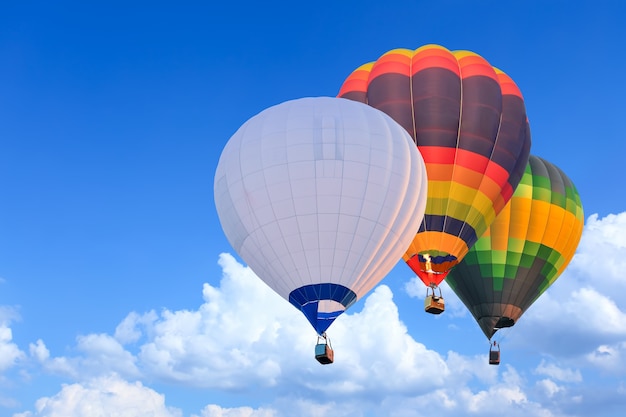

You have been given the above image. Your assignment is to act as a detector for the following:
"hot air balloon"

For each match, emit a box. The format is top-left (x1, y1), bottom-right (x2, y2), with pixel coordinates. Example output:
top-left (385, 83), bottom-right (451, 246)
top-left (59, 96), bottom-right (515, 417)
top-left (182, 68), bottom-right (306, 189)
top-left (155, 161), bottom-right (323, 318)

top-left (338, 44), bottom-right (531, 313)
top-left (445, 155), bottom-right (584, 364)
top-left (214, 97), bottom-right (428, 364)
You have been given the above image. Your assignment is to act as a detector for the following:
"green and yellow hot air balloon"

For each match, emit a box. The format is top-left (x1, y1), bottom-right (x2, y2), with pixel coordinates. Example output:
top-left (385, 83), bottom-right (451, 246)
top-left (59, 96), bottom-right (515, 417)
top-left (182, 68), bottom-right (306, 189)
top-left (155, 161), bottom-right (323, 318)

top-left (446, 155), bottom-right (584, 345)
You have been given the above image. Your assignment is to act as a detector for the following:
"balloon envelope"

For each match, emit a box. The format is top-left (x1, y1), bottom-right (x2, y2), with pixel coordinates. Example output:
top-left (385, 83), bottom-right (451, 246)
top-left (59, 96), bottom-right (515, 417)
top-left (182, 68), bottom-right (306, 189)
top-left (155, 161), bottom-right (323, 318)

top-left (446, 155), bottom-right (584, 339)
top-left (214, 97), bottom-right (428, 334)
top-left (338, 44), bottom-right (531, 287)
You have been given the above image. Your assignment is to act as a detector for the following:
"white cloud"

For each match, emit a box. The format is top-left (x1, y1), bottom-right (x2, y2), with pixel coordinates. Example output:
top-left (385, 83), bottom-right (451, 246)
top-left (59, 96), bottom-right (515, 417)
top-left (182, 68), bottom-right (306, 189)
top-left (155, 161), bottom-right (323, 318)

top-left (0, 306), bottom-right (23, 373)
top-left (56, 253), bottom-right (446, 398)
top-left (312, 284), bottom-right (449, 396)
top-left (585, 342), bottom-right (626, 373)
top-left (535, 378), bottom-right (563, 398)
top-left (16, 255), bottom-right (559, 417)
top-left (74, 334), bottom-right (141, 377)
top-left (568, 213), bottom-right (626, 311)
top-left (133, 254), bottom-right (297, 389)
top-left (342, 365), bottom-right (560, 417)
top-left (29, 334), bottom-right (140, 379)
top-left (534, 360), bottom-right (582, 382)
top-left (8, 254), bottom-right (462, 416)
top-left (13, 374), bottom-right (182, 417)
top-left (29, 340), bottom-right (49, 362)
top-left (114, 311), bottom-right (158, 344)
top-left (29, 339), bottom-right (76, 377)
top-left (0, 324), bottom-right (25, 372)
top-left (14, 214), bottom-right (626, 417)
top-left (444, 351), bottom-right (499, 386)
top-left (561, 213), bottom-right (626, 302)
top-left (525, 286), bottom-right (626, 337)
top-left (192, 404), bottom-right (276, 417)
top-left (506, 212), bottom-right (626, 360)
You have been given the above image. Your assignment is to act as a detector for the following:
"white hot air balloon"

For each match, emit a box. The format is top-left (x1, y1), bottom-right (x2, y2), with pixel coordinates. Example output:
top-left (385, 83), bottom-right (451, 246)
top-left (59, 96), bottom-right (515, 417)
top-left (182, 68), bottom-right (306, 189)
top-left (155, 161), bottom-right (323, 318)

top-left (214, 97), bottom-right (428, 363)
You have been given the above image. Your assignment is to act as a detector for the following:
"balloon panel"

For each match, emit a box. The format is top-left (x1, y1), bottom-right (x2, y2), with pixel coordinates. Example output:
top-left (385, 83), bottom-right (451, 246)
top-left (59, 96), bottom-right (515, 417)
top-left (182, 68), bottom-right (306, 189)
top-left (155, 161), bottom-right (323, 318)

top-left (214, 97), bottom-right (428, 334)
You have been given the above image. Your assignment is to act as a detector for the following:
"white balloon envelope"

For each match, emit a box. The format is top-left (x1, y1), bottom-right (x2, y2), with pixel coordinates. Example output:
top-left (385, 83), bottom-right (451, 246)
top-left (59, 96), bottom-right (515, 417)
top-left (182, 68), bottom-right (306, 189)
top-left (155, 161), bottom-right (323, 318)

top-left (214, 97), bottom-right (428, 335)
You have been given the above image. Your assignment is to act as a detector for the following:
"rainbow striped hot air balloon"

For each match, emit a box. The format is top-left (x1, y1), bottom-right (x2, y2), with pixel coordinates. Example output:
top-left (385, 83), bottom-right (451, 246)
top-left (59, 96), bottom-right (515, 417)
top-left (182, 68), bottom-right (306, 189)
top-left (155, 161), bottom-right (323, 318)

top-left (338, 45), bottom-right (531, 312)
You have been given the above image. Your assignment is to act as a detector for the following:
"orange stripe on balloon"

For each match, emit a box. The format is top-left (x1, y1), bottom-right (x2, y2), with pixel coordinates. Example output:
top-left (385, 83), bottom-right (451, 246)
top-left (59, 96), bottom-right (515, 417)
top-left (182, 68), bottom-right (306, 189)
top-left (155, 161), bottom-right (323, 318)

top-left (404, 232), bottom-right (469, 265)
top-left (337, 63), bottom-right (373, 97)
top-left (404, 233), bottom-right (464, 260)
top-left (412, 45), bottom-right (459, 75)
top-left (338, 77), bottom-right (368, 96)
top-left (459, 165), bottom-right (502, 202)
top-left (369, 49), bottom-right (412, 79)
top-left (423, 162), bottom-right (454, 181)
top-left (421, 147), bottom-right (511, 202)
top-left (494, 68), bottom-right (523, 99)
top-left (454, 51), bottom-right (498, 81)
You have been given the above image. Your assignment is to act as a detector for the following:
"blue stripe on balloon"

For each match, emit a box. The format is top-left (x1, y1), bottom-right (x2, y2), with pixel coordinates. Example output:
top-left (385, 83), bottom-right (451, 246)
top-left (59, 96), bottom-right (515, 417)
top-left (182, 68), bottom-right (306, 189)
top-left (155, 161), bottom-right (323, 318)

top-left (419, 214), bottom-right (478, 249)
top-left (289, 283), bottom-right (357, 335)
top-left (417, 253), bottom-right (457, 264)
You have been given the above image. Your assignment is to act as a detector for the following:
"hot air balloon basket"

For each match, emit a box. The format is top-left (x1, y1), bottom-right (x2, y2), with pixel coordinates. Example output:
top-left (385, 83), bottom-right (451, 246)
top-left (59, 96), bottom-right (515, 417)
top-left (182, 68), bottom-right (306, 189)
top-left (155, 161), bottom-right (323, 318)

top-left (424, 295), bottom-right (445, 314)
top-left (315, 343), bottom-right (334, 364)
top-left (489, 346), bottom-right (501, 365)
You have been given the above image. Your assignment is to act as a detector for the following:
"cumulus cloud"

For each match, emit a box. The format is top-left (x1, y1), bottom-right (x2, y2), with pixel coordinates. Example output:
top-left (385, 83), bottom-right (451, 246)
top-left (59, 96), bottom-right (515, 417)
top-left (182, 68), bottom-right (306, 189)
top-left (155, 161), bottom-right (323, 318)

top-left (13, 255), bottom-right (565, 417)
top-left (0, 327), bottom-right (23, 372)
top-left (192, 404), bottom-right (275, 417)
top-left (13, 213), bottom-right (626, 416)
top-left (131, 254), bottom-right (299, 389)
top-left (13, 374), bottom-right (182, 417)
top-left (505, 213), bottom-right (626, 362)
top-left (535, 378), bottom-right (563, 398)
top-left (303, 284), bottom-right (449, 398)
top-left (29, 339), bottom-right (76, 377)
top-left (584, 342), bottom-right (626, 374)
top-left (29, 334), bottom-right (140, 379)
top-left (573, 213), bottom-right (626, 295)
top-left (114, 311), bottom-right (158, 345)
top-left (0, 322), bottom-right (25, 372)
top-left (534, 360), bottom-right (582, 383)
top-left (28, 253), bottom-right (442, 399)
top-left (111, 254), bottom-right (449, 399)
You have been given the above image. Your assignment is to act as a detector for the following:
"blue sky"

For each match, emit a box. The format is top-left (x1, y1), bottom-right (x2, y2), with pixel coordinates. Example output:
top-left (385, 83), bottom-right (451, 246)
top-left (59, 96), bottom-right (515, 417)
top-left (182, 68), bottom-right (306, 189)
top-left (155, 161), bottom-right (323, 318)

top-left (1, 1), bottom-right (626, 416)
